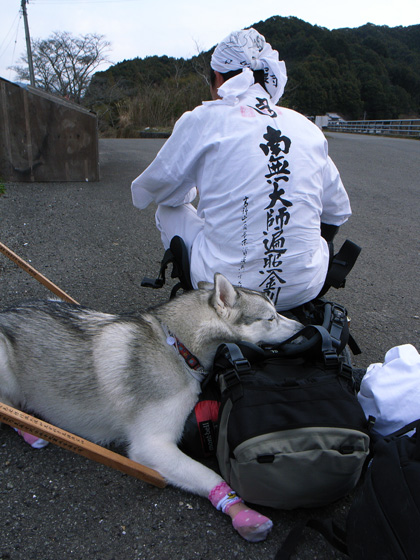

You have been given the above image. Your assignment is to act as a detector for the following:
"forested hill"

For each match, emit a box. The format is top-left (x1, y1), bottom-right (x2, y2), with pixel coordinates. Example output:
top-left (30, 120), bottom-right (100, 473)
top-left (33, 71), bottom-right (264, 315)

top-left (253, 17), bottom-right (420, 119)
top-left (86, 17), bottom-right (420, 133)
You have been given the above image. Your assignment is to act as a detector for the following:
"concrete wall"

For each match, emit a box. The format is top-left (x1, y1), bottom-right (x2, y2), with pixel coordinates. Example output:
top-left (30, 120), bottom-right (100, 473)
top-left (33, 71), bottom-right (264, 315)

top-left (0, 78), bottom-right (99, 182)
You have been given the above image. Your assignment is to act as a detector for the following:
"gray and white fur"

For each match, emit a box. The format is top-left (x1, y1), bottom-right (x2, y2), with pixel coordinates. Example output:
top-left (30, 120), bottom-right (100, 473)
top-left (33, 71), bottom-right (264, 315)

top-left (0, 273), bottom-right (302, 501)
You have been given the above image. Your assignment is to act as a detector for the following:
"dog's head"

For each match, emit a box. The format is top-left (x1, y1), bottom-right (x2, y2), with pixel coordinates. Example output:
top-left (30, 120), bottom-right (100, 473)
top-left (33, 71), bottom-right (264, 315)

top-left (198, 273), bottom-right (303, 345)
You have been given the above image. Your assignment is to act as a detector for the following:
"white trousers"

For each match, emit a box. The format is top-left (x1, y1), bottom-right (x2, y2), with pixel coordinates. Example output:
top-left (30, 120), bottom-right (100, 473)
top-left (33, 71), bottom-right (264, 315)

top-left (155, 203), bottom-right (204, 256)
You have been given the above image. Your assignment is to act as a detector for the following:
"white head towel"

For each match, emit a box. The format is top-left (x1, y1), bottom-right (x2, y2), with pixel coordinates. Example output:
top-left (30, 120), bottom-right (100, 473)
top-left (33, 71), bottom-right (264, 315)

top-left (211, 28), bottom-right (287, 104)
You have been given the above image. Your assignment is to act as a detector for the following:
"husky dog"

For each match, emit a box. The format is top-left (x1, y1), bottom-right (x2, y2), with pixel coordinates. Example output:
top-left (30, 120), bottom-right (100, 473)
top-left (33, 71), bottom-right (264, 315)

top-left (0, 273), bottom-right (302, 542)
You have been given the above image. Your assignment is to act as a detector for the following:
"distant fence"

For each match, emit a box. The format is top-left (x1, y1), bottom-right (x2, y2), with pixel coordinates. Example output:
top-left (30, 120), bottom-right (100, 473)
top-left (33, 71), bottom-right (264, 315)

top-left (327, 119), bottom-right (420, 139)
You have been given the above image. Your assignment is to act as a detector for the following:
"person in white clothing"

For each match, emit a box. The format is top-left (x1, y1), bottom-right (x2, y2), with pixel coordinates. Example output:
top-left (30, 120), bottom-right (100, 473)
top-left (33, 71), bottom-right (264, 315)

top-left (131, 28), bottom-right (351, 311)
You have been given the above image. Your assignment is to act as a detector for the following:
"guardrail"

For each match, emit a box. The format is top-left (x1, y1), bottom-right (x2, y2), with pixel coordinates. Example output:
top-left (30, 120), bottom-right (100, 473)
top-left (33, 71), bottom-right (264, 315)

top-left (327, 119), bottom-right (420, 138)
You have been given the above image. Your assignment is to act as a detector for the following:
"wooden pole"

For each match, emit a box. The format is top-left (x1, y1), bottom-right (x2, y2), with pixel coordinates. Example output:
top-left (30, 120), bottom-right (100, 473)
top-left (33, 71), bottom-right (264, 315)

top-left (0, 241), bottom-right (78, 304)
top-left (0, 402), bottom-right (166, 488)
top-left (21, 0), bottom-right (36, 87)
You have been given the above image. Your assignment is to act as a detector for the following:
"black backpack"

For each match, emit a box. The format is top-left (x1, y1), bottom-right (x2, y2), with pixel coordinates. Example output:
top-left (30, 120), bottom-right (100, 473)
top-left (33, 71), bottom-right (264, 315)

top-left (277, 421), bottom-right (420, 559)
top-left (213, 336), bottom-right (370, 509)
top-left (181, 299), bottom-right (371, 510)
top-left (346, 421), bottom-right (420, 559)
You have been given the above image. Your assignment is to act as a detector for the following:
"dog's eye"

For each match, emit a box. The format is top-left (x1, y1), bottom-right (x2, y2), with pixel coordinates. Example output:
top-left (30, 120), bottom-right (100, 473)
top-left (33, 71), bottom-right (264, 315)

top-left (267, 315), bottom-right (276, 322)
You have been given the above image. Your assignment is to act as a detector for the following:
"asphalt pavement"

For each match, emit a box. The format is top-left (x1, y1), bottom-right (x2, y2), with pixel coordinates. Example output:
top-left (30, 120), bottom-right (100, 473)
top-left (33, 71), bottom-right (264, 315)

top-left (0, 133), bottom-right (419, 560)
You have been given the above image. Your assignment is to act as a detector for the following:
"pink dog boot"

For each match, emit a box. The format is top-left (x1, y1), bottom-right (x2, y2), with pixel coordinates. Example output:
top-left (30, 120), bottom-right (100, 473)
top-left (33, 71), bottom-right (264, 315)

top-left (209, 481), bottom-right (273, 542)
top-left (14, 428), bottom-right (49, 449)
top-left (231, 508), bottom-right (273, 543)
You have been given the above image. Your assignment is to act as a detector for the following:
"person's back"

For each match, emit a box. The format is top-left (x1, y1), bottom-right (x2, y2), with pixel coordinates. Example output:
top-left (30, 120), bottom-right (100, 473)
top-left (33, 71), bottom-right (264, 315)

top-left (131, 28), bottom-right (351, 310)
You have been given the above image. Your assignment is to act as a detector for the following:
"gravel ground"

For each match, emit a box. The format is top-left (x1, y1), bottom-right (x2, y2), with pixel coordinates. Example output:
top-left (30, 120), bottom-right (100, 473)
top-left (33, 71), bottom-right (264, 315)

top-left (0, 133), bottom-right (419, 560)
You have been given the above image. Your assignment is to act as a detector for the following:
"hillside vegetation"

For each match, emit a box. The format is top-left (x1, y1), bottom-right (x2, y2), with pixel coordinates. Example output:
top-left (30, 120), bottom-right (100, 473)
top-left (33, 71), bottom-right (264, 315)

top-left (84, 16), bottom-right (420, 136)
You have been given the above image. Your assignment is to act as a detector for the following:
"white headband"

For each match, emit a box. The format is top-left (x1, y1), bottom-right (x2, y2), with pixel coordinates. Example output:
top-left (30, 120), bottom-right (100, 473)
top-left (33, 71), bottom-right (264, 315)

top-left (211, 28), bottom-right (287, 104)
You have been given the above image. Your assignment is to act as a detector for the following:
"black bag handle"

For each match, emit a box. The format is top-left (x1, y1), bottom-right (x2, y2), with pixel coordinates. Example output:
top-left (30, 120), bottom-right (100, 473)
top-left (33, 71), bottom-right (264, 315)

top-left (264, 301), bottom-right (343, 356)
top-left (265, 325), bottom-right (339, 368)
top-left (216, 324), bottom-right (341, 369)
top-left (381, 420), bottom-right (420, 460)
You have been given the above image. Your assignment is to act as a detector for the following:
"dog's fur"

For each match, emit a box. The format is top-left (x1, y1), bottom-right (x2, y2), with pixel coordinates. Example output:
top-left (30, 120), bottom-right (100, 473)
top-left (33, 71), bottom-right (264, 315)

top-left (0, 274), bottom-right (301, 501)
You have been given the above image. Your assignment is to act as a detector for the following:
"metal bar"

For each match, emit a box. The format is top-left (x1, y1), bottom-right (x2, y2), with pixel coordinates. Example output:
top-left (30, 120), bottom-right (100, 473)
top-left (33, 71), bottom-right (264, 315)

top-left (327, 118), bottom-right (420, 138)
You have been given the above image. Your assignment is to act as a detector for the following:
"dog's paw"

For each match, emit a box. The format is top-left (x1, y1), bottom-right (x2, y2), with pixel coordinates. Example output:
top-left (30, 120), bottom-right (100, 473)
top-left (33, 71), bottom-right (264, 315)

top-left (232, 509), bottom-right (273, 542)
top-left (14, 429), bottom-right (49, 449)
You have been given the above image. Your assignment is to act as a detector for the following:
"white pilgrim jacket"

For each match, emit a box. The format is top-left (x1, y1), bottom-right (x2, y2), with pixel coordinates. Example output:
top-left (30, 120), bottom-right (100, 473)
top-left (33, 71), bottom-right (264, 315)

top-left (131, 83), bottom-right (351, 310)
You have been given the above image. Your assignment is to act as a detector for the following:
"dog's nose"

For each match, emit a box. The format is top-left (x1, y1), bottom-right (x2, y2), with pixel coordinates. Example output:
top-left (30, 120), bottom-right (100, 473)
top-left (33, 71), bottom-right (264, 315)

top-left (282, 316), bottom-right (304, 332)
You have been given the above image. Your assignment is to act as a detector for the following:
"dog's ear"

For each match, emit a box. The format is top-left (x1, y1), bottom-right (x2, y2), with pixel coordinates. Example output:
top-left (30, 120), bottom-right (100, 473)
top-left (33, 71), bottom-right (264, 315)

top-left (213, 273), bottom-right (237, 317)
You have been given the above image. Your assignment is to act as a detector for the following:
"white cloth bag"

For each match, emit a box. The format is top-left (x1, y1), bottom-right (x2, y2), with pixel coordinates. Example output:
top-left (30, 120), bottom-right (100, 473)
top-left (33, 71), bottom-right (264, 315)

top-left (357, 344), bottom-right (420, 436)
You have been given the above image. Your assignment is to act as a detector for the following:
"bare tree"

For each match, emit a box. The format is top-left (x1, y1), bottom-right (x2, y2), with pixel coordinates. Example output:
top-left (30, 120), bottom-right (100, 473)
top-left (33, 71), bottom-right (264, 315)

top-left (191, 40), bottom-right (211, 87)
top-left (11, 31), bottom-right (111, 103)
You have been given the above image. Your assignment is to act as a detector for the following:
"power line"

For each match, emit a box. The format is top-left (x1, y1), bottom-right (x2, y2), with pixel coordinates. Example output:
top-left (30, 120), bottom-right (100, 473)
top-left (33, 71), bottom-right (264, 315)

top-left (0, 8), bottom-right (23, 80)
top-left (0, 10), bottom-right (21, 57)
top-left (31, 0), bottom-right (142, 4)
top-left (10, 14), bottom-right (23, 73)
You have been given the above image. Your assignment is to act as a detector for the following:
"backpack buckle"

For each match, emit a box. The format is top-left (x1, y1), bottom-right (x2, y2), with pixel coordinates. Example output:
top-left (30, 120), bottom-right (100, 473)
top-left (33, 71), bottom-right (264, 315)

top-left (340, 362), bottom-right (353, 378)
top-left (323, 350), bottom-right (339, 369)
top-left (223, 368), bottom-right (240, 389)
top-left (222, 368), bottom-right (244, 401)
top-left (233, 358), bottom-right (252, 374)
top-left (329, 304), bottom-right (347, 349)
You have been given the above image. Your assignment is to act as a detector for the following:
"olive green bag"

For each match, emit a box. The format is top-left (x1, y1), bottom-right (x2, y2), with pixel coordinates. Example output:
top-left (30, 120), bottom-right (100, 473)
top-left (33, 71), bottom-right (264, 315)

top-left (213, 324), bottom-right (371, 510)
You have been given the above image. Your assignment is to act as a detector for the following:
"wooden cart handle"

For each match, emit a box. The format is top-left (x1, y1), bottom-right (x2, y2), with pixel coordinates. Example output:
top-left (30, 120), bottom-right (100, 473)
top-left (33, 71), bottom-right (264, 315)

top-left (0, 243), bottom-right (165, 487)
top-left (0, 241), bottom-right (78, 304)
top-left (0, 402), bottom-right (166, 488)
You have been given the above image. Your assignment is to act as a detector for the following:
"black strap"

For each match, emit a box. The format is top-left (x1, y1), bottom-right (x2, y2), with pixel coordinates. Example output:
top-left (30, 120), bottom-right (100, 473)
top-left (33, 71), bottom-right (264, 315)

top-left (141, 247), bottom-right (173, 289)
top-left (218, 342), bottom-right (252, 371)
top-left (348, 333), bottom-right (362, 355)
top-left (321, 223), bottom-right (340, 243)
top-left (268, 325), bottom-right (339, 368)
top-left (318, 239), bottom-right (361, 297)
top-left (370, 421), bottom-right (420, 460)
top-left (141, 236), bottom-right (193, 297)
top-left (326, 239), bottom-right (362, 290)
top-left (328, 304), bottom-right (347, 348)
top-left (215, 342), bottom-right (253, 401)
top-left (169, 236), bottom-right (193, 291)
top-left (275, 519), bottom-right (349, 560)
top-left (384, 419), bottom-right (420, 440)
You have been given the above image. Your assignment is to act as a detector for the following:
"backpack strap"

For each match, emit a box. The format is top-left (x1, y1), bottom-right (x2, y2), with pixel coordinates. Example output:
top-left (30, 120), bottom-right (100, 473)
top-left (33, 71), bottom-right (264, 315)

top-left (385, 419), bottom-right (420, 438)
top-left (324, 302), bottom-right (361, 356)
top-left (214, 342), bottom-right (254, 401)
top-left (327, 303), bottom-right (347, 348)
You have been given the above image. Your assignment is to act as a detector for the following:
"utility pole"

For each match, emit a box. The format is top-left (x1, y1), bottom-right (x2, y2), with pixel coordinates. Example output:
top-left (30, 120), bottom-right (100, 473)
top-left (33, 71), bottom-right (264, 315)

top-left (21, 0), bottom-right (35, 86)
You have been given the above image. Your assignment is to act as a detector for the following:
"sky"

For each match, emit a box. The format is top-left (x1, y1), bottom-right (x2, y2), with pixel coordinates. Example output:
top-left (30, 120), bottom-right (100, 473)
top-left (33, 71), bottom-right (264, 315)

top-left (1, 0), bottom-right (419, 82)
